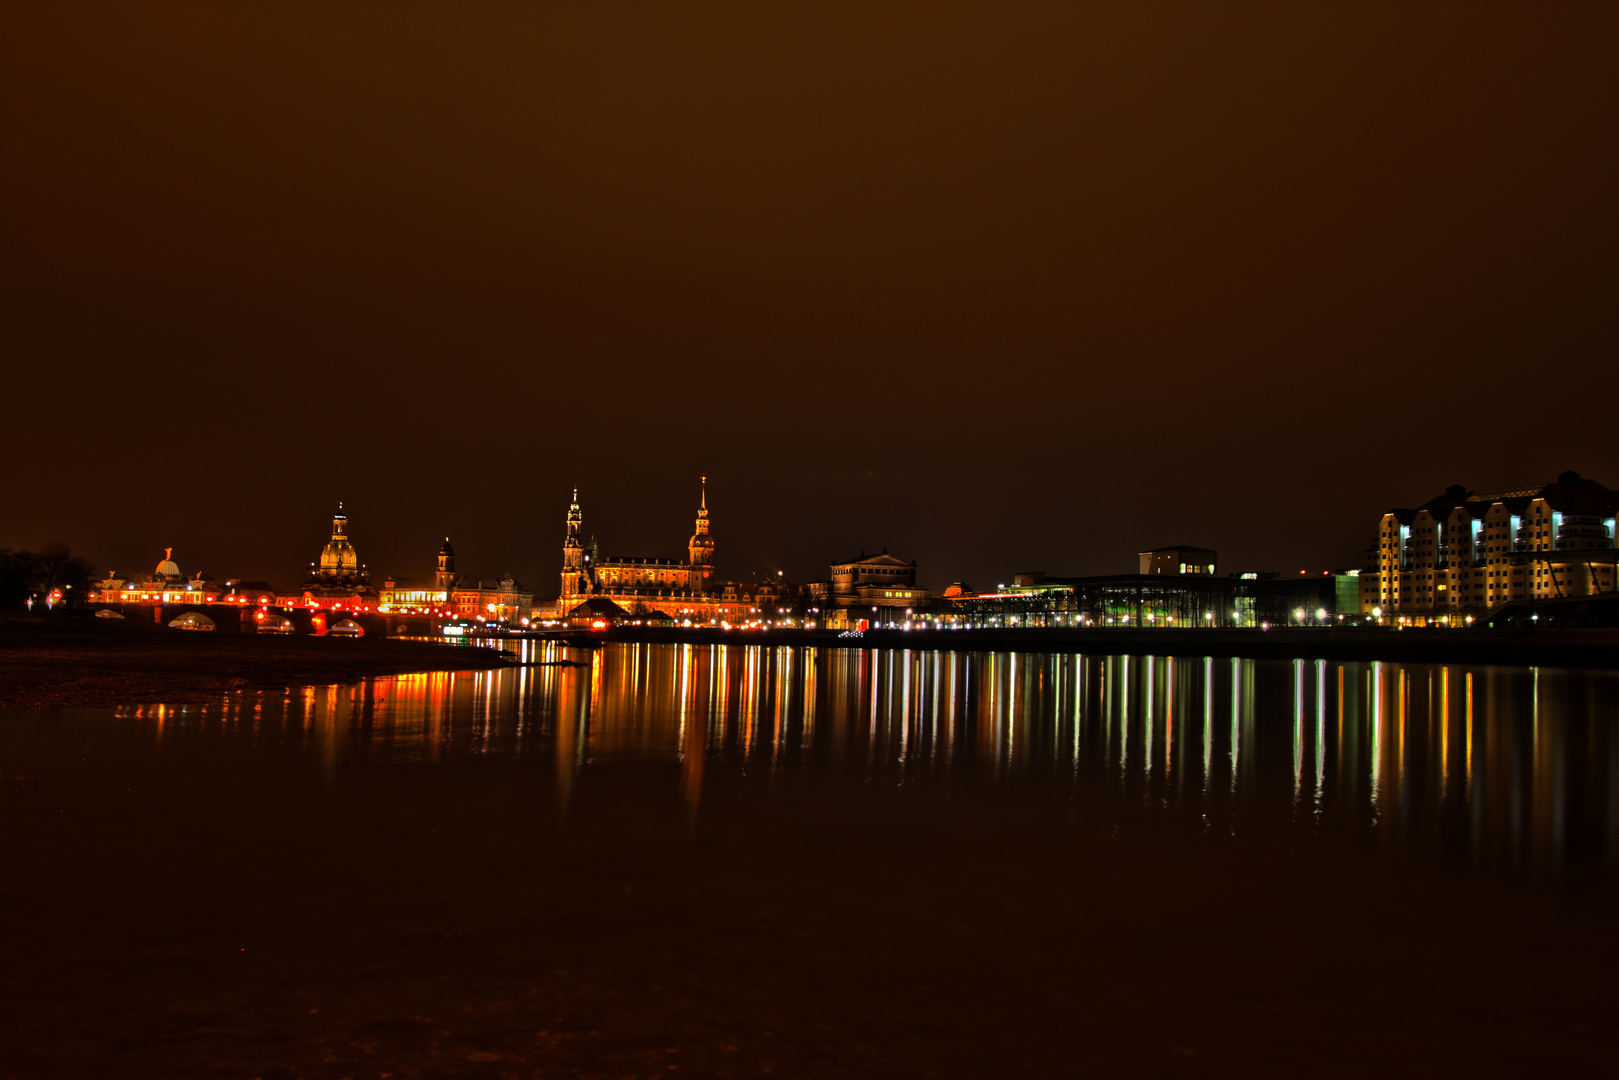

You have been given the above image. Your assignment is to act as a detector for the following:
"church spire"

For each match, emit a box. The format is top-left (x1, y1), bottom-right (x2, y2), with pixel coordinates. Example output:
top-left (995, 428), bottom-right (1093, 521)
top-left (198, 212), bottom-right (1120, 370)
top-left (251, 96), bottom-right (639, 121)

top-left (694, 476), bottom-right (709, 534)
top-left (565, 487), bottom-right (582, 548)
top-left (688, 476), bottom-right (715, 576)
top-left (561, 487), bottom-right (587, 599)
top-left (435, 536), bottom-right (456, 592)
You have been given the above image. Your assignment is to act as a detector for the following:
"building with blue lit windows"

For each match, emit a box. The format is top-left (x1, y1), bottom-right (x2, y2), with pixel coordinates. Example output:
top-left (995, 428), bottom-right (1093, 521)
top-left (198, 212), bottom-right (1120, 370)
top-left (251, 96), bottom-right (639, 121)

top-left (1368, 470), bottom-right (1619, 624)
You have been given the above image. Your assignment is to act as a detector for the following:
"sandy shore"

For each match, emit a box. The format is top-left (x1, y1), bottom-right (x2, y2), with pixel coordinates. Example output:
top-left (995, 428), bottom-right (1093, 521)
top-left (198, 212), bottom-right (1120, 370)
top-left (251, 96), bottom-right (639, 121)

top-left (0, 617), bottom-right (509, 709)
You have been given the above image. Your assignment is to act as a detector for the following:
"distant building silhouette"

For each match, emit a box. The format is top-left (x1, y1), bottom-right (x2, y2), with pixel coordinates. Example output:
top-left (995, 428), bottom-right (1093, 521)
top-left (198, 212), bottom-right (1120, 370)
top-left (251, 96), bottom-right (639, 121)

top-left (1138, 546), bottom-right (1217, 576)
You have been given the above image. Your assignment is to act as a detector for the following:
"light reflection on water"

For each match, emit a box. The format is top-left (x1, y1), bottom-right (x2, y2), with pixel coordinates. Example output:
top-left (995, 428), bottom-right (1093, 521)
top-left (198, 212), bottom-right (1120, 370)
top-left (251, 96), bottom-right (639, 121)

top-left (109, 640), bottom-right (1619, 881)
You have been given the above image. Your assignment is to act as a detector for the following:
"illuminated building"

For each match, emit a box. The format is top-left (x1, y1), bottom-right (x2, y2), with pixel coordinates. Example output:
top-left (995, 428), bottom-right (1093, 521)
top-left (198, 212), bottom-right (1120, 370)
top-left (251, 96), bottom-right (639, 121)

top-left (561, 481), bottom-right (713, 601)
top-left (950, 569), bottom-right (1352, 629)
top-left (90, 548), bottom-right (272, 608)
top-left (304, 503), bottom-right (371, 590)
top-left (552, 480), bottom-right (788, 625)
top-left (1370, 470), bottom-right (1619, 623)
top-left (453, 575), bottom-right (533, 623)
top-left (277, 504), bottom-right (378, 611)
top-left (88, 548), bottom-right (273, 631)
top-left (808, 551), bottom-right (928, 628)
top-left (377, 585), bottom-right (448, 615)
top-left (377, 538), bottom-right (530, 625)
top-left (567, 596), bottom-right (631, 628)
top-left (378, 539), bottom-right (453, 616)
top-left (435, 537), bottom-right (456, 593)
top-left (1139, 546), bottom-right (1217, 576)
top-left (93, 548), bottom-right (214, 604)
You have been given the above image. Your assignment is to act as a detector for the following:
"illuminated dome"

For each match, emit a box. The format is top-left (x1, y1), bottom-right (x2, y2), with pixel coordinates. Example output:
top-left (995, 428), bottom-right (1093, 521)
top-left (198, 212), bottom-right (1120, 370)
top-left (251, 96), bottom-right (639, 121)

top-left (319, 505), bottom-right (359, 574)
top-left (155, 547), bottom-right (182, 579)
top-left (320, 538), bottom-right (357, 573)
top-left (302, 503), bottom-right (373, 596)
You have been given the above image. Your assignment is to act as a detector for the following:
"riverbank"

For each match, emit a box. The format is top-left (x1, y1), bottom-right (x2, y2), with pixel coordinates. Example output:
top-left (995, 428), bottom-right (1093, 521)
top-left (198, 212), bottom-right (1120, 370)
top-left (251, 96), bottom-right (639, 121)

top-left (0, 617), bottom-right (509, 710)
top-left (583, 624), bottom-right (1619, 668)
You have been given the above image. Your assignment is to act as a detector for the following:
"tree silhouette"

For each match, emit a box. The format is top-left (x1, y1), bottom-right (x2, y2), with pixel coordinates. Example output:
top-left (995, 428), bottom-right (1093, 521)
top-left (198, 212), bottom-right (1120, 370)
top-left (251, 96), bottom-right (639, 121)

top-left (0, 542), bottom-right (98, 608)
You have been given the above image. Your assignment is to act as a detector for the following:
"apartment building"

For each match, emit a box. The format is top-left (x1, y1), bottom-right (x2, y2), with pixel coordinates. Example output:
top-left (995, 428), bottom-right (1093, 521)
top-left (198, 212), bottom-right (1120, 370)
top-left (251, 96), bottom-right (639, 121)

top-left (1367, 471), bottom-right (1618, 623)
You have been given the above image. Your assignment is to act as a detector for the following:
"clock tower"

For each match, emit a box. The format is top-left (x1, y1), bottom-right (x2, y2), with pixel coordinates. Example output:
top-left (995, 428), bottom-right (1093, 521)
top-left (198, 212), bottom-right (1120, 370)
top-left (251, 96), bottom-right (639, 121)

top-left (687, 476), bottom-right (715, 583)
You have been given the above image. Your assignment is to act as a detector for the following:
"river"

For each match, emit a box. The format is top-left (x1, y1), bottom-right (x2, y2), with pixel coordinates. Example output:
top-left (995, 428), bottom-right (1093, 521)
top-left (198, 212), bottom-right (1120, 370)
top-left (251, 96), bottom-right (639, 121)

top-left (33, 639), bottom-right (1619, 882)
top-left (4, 640), bottom-right (1617, 1077)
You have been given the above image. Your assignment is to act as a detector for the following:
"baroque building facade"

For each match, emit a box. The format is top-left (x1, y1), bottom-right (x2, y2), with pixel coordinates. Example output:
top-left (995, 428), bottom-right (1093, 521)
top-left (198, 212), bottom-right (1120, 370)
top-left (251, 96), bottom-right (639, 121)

top-left (807, 551), bottom-right (928, 629)
top-left (284, 504), bottom-right (376, 604)
top-left (91, 548), bottom-right (270, 608)
top-left (553, 479), bottom-right (787, 624)
top-left (379, 537), bottom-right (533, 625)
top-left (1366, 470), bottom-right (1618, 623)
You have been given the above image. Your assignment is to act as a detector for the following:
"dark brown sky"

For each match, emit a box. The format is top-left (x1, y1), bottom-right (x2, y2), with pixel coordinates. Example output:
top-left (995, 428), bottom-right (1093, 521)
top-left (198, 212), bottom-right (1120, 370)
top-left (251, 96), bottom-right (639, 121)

top-left (4, 4), bottom-right (1615, 593)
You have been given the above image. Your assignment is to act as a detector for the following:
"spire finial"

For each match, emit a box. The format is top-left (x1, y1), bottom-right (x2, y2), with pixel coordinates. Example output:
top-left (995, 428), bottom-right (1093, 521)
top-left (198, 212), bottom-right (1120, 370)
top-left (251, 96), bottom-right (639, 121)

top-left (700, 475), bottom-right (707, 510)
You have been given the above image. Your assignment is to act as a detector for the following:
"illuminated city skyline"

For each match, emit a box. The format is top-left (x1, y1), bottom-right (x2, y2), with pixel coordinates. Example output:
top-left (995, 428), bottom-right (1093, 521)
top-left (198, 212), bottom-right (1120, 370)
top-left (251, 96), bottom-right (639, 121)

top-left (4, 6), bottom-right (1613, 593)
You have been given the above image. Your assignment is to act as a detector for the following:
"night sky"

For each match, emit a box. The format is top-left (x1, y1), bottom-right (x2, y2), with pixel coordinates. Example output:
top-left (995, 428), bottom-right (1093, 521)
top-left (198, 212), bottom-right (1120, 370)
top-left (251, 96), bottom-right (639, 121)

top-left (4, 4), bottom-right (1615, 594)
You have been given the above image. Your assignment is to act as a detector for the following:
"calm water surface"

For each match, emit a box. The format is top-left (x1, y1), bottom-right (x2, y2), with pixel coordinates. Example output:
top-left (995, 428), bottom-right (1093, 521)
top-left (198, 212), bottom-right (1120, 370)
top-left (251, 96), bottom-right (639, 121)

top-left (39, 641), bottom-right (1619, 882)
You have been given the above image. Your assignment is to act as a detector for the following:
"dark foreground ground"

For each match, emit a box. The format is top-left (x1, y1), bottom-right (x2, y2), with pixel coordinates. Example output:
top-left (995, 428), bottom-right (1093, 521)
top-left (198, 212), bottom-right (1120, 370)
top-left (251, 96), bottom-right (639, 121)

top-left (0, 722), bottom-right (1614, 1080)
top-left (0, 616), bottom-right (506, 709)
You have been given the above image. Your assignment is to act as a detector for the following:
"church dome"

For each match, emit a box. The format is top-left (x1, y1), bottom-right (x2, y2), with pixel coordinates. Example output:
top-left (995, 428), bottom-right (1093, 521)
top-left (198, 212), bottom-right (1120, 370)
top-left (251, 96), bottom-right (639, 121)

top-left (320, 538), bottom-right (358, 573)
top-left (316, 504), bottom-right (360, 576)
top-left (155, 548), bottom-right (182, 578)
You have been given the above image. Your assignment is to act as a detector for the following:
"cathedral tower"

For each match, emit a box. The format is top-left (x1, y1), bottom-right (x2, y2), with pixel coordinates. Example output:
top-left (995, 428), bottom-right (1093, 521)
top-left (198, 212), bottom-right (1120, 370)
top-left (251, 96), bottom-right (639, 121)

top-left (560, 488), bottom-right (589, 602)
top-left (435, 538), bottom-right (456, 593)
top-left (687, 476), bottom-right (715, 584)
